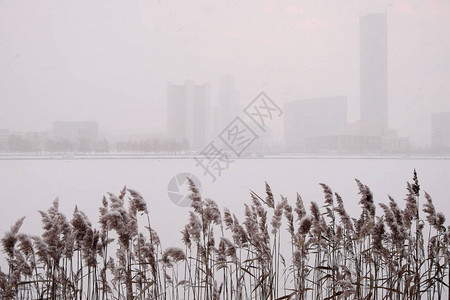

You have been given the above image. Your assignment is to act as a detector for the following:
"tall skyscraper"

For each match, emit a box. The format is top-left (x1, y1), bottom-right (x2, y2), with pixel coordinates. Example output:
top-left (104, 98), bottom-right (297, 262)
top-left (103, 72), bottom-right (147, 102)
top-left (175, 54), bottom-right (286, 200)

top-left (167, 81), bottom-right (211, 149)
top-left (360, 13), bottom-right (388, 129)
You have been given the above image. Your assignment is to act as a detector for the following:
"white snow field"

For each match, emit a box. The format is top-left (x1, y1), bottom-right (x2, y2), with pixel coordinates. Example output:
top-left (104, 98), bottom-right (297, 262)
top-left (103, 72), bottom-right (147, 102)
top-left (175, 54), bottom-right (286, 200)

top-left (0, 157), bottom-right (449, 250)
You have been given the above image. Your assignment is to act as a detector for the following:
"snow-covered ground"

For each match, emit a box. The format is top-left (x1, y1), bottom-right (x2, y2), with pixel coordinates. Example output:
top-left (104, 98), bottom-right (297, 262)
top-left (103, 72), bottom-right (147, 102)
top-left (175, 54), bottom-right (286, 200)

top-left (0, 157), bottom-right (449, 251)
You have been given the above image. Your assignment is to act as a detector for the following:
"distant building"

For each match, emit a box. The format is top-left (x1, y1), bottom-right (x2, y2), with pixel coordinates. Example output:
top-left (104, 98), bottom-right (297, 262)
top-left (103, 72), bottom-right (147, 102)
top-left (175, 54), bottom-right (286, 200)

top-left (284, 13), bottom-right (404, 154)
top-left (213, 74), bottom-right (239, 135)
top-left (305, 121), bottom-right (409, 154)
top-left (167, 81), bottom-right (211, 150)
top-left (431, 112), bottom-right (450, 151)
top-left (284, 96), bottom-right (348, 150)
top-left (52, 121), bottom-right (99, 150)
top-left (360, 13), bottom-right (388, 129)
top-left (247, 127), bottom-right (273, 154)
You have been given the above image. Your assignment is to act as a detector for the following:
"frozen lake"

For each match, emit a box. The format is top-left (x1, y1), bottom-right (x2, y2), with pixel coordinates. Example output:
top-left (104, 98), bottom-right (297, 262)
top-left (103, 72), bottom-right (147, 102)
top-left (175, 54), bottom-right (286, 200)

top-left (1, 157), bottom-right (449, 249)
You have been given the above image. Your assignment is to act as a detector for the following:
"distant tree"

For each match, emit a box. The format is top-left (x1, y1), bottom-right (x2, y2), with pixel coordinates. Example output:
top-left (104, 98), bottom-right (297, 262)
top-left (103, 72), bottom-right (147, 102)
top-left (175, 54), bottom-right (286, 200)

top-left (115, 137), bottom-right (189, 153)
top-left (7, 135), bottom-right (33, 152)
top-left (78, 138), bottom-right (93, 152)
top-left (45, 139), bottom-right (75, 152)
top-left (181, 138), bottom-right (190, 151)
top-left (0, 140), bottom-right (6, 152)
top-left (95, 139), bottom-right (109, 153)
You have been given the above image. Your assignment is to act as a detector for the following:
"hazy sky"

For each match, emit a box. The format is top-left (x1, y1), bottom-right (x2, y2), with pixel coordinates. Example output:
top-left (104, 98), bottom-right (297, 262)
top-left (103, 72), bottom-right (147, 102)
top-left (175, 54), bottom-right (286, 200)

top-left (1, 0), bottom-right (449, 145)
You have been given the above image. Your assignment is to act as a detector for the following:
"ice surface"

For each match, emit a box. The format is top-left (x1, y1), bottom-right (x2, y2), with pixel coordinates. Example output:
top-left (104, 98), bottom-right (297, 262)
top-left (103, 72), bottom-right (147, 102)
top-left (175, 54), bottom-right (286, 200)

top-left (0, 157), bottom-right (449, 253)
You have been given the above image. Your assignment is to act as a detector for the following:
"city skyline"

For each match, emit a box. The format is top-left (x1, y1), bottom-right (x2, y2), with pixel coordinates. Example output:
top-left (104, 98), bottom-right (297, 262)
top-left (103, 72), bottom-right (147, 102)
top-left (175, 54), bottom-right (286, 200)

top-left (1, 3), bottom-right (450, 297)
top-left (1, 1), bottom-right (449, 147)
top-left (281, 12), bottom-right (409, 154)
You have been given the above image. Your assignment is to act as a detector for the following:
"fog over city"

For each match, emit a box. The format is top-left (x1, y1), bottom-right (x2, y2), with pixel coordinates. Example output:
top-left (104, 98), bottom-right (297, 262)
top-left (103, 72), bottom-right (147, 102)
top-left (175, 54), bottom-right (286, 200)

top-left (1, 0), bottom-right (449, 152)
top-left (2, 2), bottom-right (450, 298)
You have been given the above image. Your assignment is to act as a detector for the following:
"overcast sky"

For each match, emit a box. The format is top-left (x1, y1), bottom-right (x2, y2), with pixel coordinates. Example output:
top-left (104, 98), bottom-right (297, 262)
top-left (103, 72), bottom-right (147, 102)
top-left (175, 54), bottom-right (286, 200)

top-left (1, 0), bottom-right (449, 145)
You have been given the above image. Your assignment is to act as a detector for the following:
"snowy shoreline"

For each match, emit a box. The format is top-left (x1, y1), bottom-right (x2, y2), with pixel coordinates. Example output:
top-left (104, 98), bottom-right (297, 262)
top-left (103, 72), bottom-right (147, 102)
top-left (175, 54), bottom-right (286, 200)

top-left (0, 153), bottom-right (448, 160)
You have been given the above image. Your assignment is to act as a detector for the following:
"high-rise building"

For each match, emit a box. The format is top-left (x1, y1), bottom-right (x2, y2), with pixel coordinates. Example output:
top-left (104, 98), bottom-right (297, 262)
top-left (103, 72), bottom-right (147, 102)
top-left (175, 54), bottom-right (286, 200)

top-left (284, 96), bottom-right (348, 150)
top-left (167, 81), bottom-right (211, 149)
top-left (213, 74), bottom-right (239, 135)
top-left (360, 13), bottom-right (388, 129)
